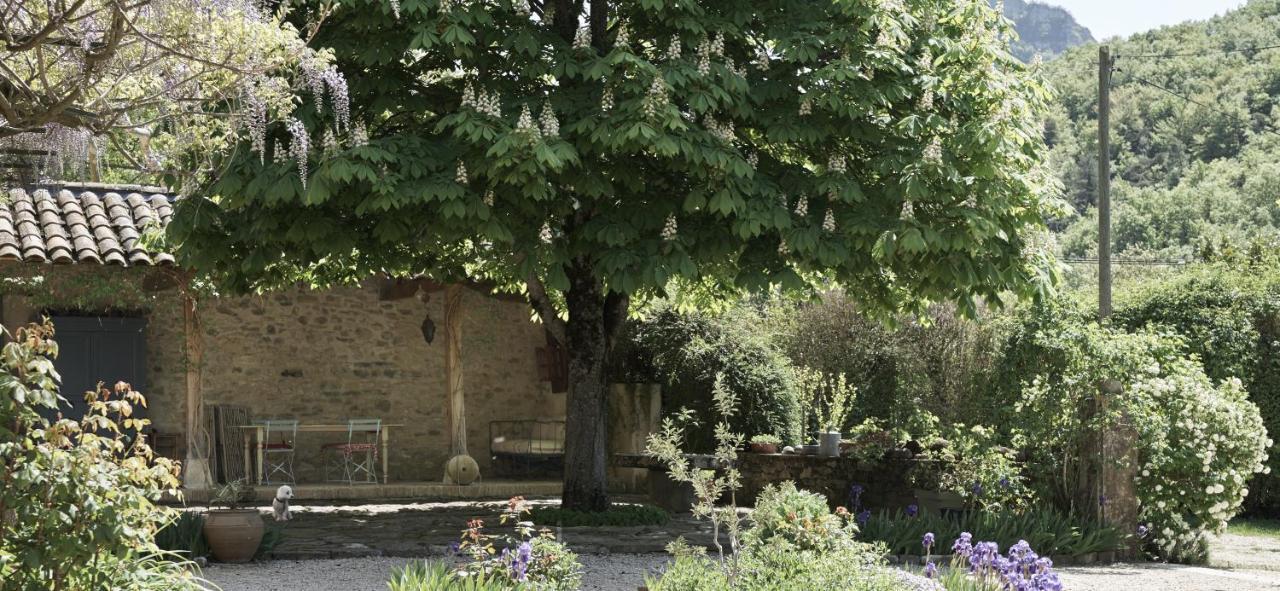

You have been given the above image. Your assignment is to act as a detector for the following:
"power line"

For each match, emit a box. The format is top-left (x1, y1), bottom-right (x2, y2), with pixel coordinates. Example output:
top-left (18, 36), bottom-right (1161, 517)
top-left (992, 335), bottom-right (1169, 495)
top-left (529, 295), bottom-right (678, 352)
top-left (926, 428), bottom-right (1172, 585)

top-left (1118, 43), bottom-right (1280, 60)
top-left (1063, 257), bottom-right (1188, 266)
top-left (1122, 71), bottom-right (1280, 140)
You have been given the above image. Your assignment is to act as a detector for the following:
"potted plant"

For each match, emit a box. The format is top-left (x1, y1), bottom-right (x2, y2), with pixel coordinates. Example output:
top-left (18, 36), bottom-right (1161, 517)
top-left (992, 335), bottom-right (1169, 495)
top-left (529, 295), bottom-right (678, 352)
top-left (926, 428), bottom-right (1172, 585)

top-left (748, 434), bottom-right (781, 454)
top-left (202, 479), bottom-right (264, 563)
top-left (800, 369), bottom-right (856, 458)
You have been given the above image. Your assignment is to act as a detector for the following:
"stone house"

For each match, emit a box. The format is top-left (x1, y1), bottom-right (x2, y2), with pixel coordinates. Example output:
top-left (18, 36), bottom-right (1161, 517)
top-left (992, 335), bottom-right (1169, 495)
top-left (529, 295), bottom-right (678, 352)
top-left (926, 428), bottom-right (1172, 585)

top-left (0, 182), bottom-right (571, 485)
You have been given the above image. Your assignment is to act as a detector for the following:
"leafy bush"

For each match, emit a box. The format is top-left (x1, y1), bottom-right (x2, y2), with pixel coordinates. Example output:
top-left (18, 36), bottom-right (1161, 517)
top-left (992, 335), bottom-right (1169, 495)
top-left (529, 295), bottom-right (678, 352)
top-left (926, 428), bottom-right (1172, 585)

top-left (857, 507), bottom-right (1124, 558)
top-left (647, 541), bottom-right (928, 591)
top-left (1007, 301), bottom-right (1270, 562)
top-left (0, 322), bottom-right (211, 590)
top-left (931, 425), bottom-right (1031, 512)
top-left (455, 497), bottom-right (582, 591)
top-left (620, 305), bottom-right (802, 449)
top-left (746, 482), bottom-right (858, 552)
top-left (749, 434), bottom-right (782, 445)
top-left (528, 503), bottom-right (668, 527)
top-left (770, 293), bottom-right (999, 437)
top-left (389, 561), bottom-right (510, 591)
top-left (1112, 262), bottom-right (1280, 515)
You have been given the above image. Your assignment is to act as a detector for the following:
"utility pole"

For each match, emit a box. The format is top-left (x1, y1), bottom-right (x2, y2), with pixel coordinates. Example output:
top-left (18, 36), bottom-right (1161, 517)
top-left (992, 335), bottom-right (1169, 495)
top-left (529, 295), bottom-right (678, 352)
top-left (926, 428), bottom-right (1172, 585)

top-left (1098, 46), bottom-right (1113, 320)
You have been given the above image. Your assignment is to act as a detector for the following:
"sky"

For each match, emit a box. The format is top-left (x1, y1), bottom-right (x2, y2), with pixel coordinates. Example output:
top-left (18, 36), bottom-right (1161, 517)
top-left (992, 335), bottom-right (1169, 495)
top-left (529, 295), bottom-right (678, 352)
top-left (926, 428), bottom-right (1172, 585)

top-left (1049, 0), bottom-right (1249, 40)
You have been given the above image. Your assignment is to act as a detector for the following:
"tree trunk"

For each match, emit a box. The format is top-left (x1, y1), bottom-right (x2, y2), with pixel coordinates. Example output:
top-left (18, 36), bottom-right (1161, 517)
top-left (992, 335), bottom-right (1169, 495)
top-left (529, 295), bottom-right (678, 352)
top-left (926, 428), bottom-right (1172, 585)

top-left (558, 262), bottom-right (626, 512)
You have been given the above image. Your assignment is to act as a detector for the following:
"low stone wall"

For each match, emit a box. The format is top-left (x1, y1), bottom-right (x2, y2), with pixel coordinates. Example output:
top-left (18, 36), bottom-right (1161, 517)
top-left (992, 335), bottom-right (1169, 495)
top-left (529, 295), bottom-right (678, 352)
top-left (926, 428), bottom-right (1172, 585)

top-left (738, 454), bottom-right (934, 511)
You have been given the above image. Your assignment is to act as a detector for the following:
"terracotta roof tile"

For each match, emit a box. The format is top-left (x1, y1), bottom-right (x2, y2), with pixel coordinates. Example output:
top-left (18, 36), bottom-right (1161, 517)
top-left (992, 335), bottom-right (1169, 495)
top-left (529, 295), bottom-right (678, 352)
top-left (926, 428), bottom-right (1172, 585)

top-left (0, 186), bottom-right (176, 267)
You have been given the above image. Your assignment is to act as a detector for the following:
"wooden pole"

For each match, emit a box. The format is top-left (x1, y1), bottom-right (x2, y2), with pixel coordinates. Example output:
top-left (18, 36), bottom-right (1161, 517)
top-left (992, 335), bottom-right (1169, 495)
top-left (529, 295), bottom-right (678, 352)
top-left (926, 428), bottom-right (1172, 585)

top-left (181, 286), bottom-right (212, 489)
top-left (1098, 45), bottom-right (1113, 320)
top-left (444, 284), bottom-right (469, 464)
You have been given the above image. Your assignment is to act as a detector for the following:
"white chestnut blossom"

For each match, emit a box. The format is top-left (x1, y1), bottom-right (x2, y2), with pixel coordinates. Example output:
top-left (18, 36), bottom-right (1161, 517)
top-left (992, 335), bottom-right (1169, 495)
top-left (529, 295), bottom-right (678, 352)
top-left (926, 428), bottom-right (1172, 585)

top-left (643, 77), bottom-right (669, 118)
top-left (455, 161), bottom-right (468, 184)
top-left (615, 22), bottom-right (630, 47)
top-left (778, 238), bottom-right (790, 255)
top-left (390, 0), bottom-right (400, 19)
top-left (351, 122), bottom-right (369, 147)
top-left (516, 105), bottom-right (540, 137)
top-left (573, 26), bottom-right (592, 50)
top-left (919, 88), bottom-right (935, 111)
top-left (828, 155), bottom-right (846, 174)
top-left (900, 200), bottom-right (915, 219)
top-left (512, 0), bottom-right (531, 17)
top-left (601, 88), bottom-right (614, 113)
top-left (539, 102), bottom-right (560, 137)
top-left (539, 223), bottom-right (554, 244)
top-left (794, 196), bottom-right (808, 217)
top-left (666, 35), bottom-right (682, 60)
top-left (755, 47), bottom-right (770, 71)
top-left (799, 96), bottom-right (812, 116)
top-left (747, 152), bottom-right (759, 170)
top-left (483, 190), bottom-right (495, 207)
top-left (924, 137), bottom-right (943, 164)
top-left (710, 33), bottom-right (725, 56)
top-left (822, 208), bottom-right (836, 232)
top-left (661, 214), bottom-right (678, 241)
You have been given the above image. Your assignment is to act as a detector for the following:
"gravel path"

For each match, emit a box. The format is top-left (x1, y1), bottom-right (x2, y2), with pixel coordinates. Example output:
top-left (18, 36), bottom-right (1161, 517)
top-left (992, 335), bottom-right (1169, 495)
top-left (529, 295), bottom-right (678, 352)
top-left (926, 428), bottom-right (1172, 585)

top-left (204, 554), bottom-right (1280, 591)
top-left (203, 554), bottom-right (667, 591)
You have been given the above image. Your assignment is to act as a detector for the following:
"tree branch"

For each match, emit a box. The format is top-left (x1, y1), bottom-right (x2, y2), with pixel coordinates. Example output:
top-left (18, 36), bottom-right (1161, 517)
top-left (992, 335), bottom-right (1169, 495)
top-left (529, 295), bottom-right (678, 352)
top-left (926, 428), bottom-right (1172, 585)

top-left (526, 270), bottom-right (567, 346)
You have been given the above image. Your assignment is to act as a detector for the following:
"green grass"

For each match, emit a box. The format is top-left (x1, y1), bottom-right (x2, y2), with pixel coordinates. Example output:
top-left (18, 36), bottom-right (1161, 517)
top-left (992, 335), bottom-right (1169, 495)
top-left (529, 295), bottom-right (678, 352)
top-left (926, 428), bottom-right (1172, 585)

top-left (1228, 518), bottom-right (1280, 540)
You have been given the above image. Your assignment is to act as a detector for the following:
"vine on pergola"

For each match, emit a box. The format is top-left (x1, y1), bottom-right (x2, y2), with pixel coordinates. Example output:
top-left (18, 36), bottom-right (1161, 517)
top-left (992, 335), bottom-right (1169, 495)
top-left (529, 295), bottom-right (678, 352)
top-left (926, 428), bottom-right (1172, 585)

top-left (0, 0), bottom-right (351, 188)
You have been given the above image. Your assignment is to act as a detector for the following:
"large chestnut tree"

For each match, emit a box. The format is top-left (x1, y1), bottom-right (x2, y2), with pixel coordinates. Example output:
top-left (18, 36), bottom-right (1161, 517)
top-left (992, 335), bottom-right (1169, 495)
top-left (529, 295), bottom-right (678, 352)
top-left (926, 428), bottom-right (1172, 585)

top-left (171, 0), bottom-right (1058, 511)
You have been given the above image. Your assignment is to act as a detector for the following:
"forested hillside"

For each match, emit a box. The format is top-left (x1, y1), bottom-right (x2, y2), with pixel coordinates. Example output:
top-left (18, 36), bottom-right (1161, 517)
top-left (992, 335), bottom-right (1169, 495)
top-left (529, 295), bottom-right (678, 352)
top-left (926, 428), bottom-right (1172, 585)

top-left (1044, 0), bottom-right (1280, 260)
top-left (998, 0), bottom-right (1093, 62)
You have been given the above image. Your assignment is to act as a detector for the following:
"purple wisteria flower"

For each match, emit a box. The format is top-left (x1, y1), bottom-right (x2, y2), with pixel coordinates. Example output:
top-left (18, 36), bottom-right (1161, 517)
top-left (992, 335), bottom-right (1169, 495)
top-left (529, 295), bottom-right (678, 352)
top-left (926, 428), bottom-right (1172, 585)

top-left (906, 504), bottom-right (919, 517)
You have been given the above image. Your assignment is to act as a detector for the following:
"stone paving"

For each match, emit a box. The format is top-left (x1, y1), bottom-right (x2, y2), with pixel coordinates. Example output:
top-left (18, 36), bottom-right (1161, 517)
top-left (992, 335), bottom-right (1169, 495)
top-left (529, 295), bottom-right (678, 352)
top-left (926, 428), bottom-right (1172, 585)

top-left (196, 498), bottom-right (716, 560)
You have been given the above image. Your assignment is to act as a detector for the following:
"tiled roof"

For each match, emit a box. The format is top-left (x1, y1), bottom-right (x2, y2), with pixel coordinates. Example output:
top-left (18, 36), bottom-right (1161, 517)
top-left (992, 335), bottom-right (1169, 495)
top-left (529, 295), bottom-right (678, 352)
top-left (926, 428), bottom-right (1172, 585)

top-left (1, 185), bottom-right (175, 266)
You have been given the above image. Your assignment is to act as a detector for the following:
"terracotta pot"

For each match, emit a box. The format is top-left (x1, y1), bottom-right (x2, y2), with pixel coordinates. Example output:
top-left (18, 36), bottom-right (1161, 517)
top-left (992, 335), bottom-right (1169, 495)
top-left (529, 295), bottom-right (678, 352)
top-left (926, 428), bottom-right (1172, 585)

top-left (203, 509), bottom-right (264, 563)
top-left (749, 442), bottom-right (778, 454)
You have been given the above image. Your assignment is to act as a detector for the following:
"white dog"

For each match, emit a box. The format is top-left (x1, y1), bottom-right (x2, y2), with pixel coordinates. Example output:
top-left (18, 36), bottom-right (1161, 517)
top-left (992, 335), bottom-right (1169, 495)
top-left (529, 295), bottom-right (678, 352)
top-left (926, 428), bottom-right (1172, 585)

top-left (272, 485), bottom-right (293, 522)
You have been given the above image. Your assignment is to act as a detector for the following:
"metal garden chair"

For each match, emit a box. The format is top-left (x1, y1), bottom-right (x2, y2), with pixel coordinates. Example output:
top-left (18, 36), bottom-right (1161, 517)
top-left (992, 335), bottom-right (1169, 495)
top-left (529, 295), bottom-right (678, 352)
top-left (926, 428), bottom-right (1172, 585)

top-left (261, 419), bottom-right (299, 484)
top-left (321, 418), bottom-right (382, 484)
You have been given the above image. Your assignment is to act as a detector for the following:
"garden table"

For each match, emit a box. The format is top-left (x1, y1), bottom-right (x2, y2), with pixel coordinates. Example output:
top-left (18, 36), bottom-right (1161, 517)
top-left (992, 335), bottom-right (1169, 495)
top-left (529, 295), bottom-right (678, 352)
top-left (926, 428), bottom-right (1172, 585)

top-left (239, 423), bottom-right (404, 485)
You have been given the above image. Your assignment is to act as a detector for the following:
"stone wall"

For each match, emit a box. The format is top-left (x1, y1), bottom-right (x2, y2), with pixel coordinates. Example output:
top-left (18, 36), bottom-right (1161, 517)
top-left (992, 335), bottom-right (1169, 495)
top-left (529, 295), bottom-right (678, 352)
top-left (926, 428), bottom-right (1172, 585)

top-left (738, 454), bottom-right (928, 511)
top-left (2, 267), bottom-right (564, 484)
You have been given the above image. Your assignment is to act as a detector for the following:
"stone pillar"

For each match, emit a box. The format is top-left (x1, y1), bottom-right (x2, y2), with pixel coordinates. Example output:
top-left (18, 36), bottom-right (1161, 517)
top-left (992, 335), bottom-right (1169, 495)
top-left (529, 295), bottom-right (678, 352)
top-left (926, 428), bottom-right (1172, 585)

top-left (1080, 379), bottom-right (1139, 555)
top-left (606, 383), bottom-right (661, 493)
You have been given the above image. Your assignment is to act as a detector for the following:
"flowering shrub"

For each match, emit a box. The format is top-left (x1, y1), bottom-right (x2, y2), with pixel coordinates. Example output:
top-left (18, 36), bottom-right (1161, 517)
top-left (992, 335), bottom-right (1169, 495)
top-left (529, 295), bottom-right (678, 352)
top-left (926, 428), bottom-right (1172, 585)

top-left (1127, 365), bottom-right (1271, 561)
top-left (454, 497), bottom-right (582, 591)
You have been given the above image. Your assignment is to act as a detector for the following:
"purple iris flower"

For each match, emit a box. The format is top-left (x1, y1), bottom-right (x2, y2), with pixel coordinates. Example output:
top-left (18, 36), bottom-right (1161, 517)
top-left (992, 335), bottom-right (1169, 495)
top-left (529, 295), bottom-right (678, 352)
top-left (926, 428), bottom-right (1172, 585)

top-left (922, 532), bottom-right (935, 550)
top-left (906, 504), bottom-right (919, 517)
top-left (924, 561), bottom-right (938, 579)
top-left (972, 482), bottom-right (984, 497)
top-left (512, 541), bottom-right (532, 582)
top-left (849, 484), bottom-right (864, 510)
top-left (1137, 525), bottom-right (1149, 539)
top-left (999, 476), bottom-right (1011, 489)
top-left (856, 509), bottom-right (871, 526)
